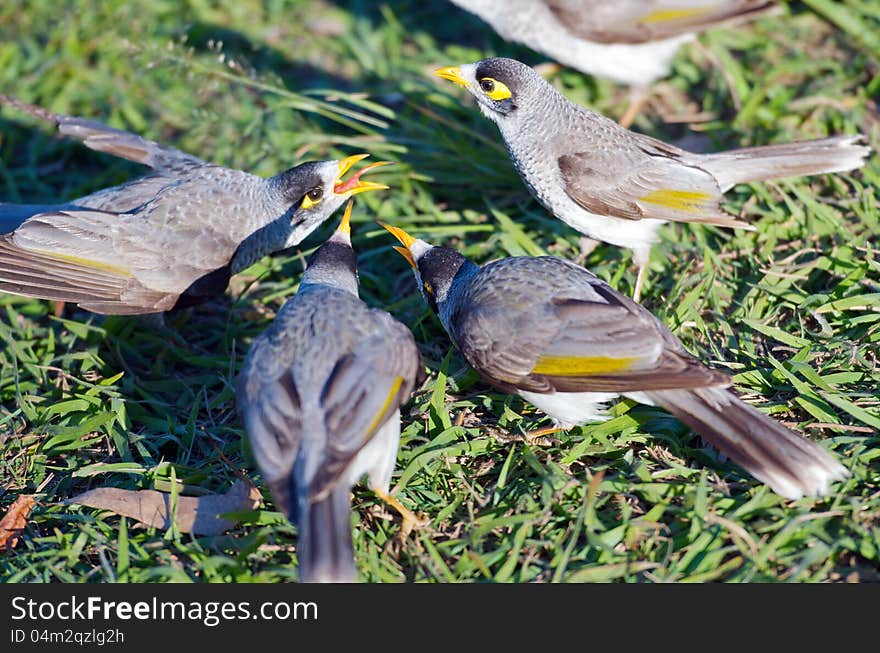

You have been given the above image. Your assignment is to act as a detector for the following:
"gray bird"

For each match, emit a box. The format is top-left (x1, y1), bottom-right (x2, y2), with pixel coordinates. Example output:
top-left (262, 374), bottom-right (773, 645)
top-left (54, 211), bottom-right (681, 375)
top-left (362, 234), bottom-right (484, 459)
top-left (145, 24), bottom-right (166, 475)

top-left (238, 204), bottom-right (423, 583)
top-left (0, 96), bottom-right (389, 314)
top-left (383, 222), bottom-right (849, 500)
top-left (434, 58), bottom-right (871, 301)
top-left (448, 0), bottom-right (779, 125)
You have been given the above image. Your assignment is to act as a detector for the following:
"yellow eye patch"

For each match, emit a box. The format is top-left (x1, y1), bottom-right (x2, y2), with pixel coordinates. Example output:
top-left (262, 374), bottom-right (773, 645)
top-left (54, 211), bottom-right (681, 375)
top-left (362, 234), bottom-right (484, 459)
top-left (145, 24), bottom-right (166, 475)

top-left (479, 77), bottom-right (512, 101)
top-left (301, 189), bottom-right (324, 209)
top-left (423, 281), bottom-right (434, 296)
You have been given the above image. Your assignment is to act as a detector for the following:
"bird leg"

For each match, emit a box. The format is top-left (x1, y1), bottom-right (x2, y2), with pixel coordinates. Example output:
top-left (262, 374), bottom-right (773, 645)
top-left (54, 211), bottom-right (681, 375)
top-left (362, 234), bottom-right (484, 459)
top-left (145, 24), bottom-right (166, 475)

top-left (618, 84), bottom-right (651, 129)
top-left (632, 265), bottom-right (648, 304)
top-left (372, 488), bottom-right (428, 542)
top-left (631, 247), bottom-right (651, 303)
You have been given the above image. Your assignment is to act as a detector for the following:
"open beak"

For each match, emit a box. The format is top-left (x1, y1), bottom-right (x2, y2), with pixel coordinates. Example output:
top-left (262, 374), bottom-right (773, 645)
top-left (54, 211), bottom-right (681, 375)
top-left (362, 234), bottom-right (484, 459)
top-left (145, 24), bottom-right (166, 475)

top-left (434, 66), bottom-right (469, 88)
top-left (378, 221), bottom-right (418, 270)
top-left (334, 154), bottom-right (392, 196)
top-left (330, 200), bottom-right (353, 244)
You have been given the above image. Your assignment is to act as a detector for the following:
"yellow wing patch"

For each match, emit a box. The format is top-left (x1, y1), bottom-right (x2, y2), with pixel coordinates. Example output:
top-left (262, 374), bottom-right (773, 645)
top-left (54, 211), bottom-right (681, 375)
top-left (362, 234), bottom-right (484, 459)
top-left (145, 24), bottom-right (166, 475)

top-left (639, 7), bottom-right (713, 24)
top-left (532, 355), bottom-right (638, 377)
top-left (363, 376), bottom-right (403, 440)
top-left (639, 189), bottom-right (713, 213)
top-left (32, 249), bottom-right (133, 277)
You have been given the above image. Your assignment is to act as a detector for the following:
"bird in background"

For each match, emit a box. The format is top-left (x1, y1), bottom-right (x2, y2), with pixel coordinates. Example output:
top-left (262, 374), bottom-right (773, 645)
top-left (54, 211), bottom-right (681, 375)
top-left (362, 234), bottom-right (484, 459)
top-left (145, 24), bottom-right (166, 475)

top-left (0, 96), bottom-right (389, 314)
top-left (382, 222), bottom-right (850, 501)
top-left (238, 203), bottom-right (423, 583)
top-left (448, 0), bottom-right (780, 126)
top-left (433, 58), bottom-right (871, 301)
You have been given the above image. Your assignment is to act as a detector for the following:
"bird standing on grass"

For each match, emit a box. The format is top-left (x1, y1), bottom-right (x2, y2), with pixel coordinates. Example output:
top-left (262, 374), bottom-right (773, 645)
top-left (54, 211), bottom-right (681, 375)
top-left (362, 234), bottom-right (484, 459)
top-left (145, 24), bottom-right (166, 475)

top-left (382, 222), bottom-right (849, 500)
top-left (448, 0), bottom-right (780, 126)
top-left (239, 204), bottom-right (423, 583)
top-left (433, 58), bottom-right (871, 301)
top-left (0, 96), bottom-right (389, 314)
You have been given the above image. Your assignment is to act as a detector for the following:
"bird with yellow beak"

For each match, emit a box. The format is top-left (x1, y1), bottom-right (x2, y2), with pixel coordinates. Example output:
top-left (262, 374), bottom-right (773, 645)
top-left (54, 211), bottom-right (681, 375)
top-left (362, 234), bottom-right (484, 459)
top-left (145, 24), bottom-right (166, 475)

top-left (0, 96), bottom-right (390, 314)
top-left (239, 202), bottom-right (424, 583)
top-left (382, 221), bottom-right (849, 501)
top-left (433, 57), bottom-right (870, 301)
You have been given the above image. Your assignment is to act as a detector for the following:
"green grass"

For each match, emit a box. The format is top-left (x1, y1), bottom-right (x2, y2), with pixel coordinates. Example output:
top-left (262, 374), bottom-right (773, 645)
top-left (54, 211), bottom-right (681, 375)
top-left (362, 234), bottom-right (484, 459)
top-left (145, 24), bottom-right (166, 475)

top-left (1, 0), bottom-right (878, 583)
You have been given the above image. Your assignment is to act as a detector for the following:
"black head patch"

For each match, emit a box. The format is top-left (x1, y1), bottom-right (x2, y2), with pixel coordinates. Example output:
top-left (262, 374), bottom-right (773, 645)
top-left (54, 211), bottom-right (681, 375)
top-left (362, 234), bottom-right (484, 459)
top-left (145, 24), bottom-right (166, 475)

top-left (275, 161), bottom-right (327, 206)
top-left (473, 57), bottom-right (530, 114)
top-left (417, 247), bottom-right (468, 313)
top-left (307, 240), bottom-right (358, 277)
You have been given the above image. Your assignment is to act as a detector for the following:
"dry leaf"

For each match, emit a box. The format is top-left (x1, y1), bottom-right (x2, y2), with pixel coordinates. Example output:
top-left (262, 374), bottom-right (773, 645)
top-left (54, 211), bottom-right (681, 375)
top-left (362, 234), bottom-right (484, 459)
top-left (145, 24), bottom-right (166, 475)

top-left (65, 479), bottom-right (260, 536)
top-left (0, 494), bottom-right (36, 552)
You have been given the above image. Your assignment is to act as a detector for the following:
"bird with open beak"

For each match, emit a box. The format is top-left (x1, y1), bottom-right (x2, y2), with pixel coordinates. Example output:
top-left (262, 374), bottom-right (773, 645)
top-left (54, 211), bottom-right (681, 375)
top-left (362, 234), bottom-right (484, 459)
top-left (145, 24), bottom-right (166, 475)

top-left (382, 222), bottom-right (849, 501)
top-left (238, 202), bottom-right (424, 583)
top-left (0, 96), bottom-right (390, 314)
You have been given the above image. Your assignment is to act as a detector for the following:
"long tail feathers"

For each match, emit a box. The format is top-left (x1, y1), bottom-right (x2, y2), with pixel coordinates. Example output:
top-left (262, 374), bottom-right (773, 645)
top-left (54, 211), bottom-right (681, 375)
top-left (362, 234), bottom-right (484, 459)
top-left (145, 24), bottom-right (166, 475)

top-left (644, 386), bottom-right (849, 500)
top-left (700, 135), bottom-right (871, 191)
top-left (296, 485), bottom-right (356, 583)
top-left (0, 95), bottom-right (202, 170)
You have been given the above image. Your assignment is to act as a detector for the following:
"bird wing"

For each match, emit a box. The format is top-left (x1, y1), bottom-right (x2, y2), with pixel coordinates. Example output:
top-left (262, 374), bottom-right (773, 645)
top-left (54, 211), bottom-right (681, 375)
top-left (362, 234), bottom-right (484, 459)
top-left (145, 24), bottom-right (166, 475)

top-left (452, 257), bottom-right (727, 393)
top-left (0, 201), bottom-right (242, 313)
top-left (238, 306), bottom-right (421, 514)
top-left (557, 132), bottom-right (751, 228)
top-left (311, 312), bottom-right (422, 498)
top-left (0, 210), bottom-right (176, 313)
top-left (546, 0), bottom-right (778, 44)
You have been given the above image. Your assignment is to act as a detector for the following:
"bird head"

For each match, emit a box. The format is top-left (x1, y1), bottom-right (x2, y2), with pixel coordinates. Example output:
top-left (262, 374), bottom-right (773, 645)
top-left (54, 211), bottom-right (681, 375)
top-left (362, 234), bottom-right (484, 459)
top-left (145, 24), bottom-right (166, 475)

top-left (434, 57), bottom-right (535, 123)
top-left (273, 155), bottom-right (390, 249)
top-left (300, 200), bottom-right (359, 295)
top-left (277, 154), bottom-right (390, 219)
top-left (379, 222), bottom-right (471, 314)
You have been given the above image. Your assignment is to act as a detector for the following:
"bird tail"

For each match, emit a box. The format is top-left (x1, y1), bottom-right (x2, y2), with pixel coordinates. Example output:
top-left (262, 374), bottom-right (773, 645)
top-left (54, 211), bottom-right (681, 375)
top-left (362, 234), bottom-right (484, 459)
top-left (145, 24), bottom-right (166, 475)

top-left (297, 485), bottom-right (356, 583)
top-left (698, 135), bottom-right (871, 191)
top-left (642, 386), bottom-right (849, 500)
top-left (0, 94), bottom-right (203, 170)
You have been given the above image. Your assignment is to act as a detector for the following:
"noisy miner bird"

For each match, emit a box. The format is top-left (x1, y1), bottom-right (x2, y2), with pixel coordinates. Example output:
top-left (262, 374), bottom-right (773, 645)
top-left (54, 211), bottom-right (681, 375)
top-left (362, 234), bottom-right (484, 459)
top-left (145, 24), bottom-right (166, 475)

top-left (434, 58), bottom-right (871, 301)
top-left (448, 0), bottom-right (779, 126)
top-left (382, 223), bottom-right (849, 500)
top-left (0, 96), bottom-right (388, 314)
top-left (239, 203), bottom-right (423, 583)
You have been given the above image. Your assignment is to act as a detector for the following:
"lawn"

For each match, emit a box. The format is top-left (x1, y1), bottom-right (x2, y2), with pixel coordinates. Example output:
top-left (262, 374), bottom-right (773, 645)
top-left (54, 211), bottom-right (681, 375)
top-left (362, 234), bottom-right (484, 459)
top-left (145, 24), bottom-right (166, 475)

top-left (0, 0), bottom-right (878, 583)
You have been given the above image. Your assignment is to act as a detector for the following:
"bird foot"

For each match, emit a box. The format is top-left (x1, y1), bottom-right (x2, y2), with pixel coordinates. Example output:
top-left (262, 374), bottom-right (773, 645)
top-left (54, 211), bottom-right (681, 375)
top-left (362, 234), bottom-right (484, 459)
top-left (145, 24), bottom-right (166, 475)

top-left (524, 425), bottom-right (563, 447)
top-left (373, 488), bottom-right (429, 546)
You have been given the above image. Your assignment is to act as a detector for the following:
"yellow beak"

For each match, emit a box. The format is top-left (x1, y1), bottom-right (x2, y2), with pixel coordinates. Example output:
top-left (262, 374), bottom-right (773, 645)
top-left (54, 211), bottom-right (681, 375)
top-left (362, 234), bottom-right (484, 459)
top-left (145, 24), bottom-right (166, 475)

top-left (334, 156), bottom-right (392, 196)
top-left (378, 221), bottom-right (418, 270)
top-left (335, 200), bottom-right (353, 239)
top-left (434, 66), bottom-right (469, 88)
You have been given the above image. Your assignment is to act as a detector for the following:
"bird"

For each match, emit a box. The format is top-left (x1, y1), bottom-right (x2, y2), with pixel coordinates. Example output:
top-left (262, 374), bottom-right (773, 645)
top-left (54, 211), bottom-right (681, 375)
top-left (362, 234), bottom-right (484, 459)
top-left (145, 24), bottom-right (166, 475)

top-left (447, 0), bottom-right (780, 126)
top-left (381, 222), bottom-right (850, 501)
top-left (0, 95), bottom-right (389, 314)
top-left (433, 57), bottom-right (871, 301)
top-left (238, 203), bottom-right (423, 583)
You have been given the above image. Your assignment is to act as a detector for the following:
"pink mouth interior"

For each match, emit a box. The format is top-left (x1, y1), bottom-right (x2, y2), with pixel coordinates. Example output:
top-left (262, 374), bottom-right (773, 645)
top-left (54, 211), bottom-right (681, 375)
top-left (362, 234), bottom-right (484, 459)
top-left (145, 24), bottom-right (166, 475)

top-left (333, 161), bottom-right (387, 194)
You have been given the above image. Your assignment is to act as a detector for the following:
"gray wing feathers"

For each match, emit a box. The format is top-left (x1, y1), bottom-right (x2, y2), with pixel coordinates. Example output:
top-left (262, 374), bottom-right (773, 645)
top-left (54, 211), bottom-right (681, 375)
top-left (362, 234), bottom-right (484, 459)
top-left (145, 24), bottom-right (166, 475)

top-left (547, 0), bottom-right (779, 44)
top-left (453, 257), bottom-right (728, 393)
top-left (558, 149), bottom-right (750, 228)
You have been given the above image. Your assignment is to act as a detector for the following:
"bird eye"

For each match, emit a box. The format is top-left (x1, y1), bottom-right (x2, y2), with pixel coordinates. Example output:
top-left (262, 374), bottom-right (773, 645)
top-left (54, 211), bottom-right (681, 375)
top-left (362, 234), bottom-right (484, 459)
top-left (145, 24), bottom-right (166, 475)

top-left (301, 187), bottom-right (324, 209)
top-left (423, 281), bottom-right (433, 296)
top-left (479, 77), bottom-right (512, 101)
